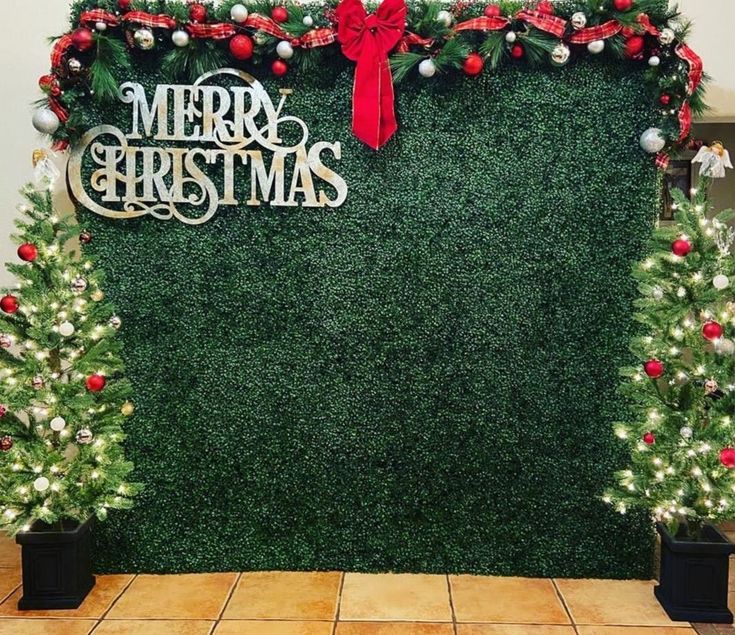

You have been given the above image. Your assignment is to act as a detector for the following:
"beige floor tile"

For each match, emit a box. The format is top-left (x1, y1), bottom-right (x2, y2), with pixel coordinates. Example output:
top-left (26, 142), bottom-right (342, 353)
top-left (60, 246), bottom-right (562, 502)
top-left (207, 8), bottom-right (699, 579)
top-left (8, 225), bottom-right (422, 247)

top-left (0, 539), bottom-right (19, 570)
top-left (0, 570), bottom-right (20, 603)
top-left (0, 619), bottom-right (96, 634)
top-left (339, 573), bottom-right (452, 622)
top-left (449, 576), bottom-right (570, 624)
top-left (0, 575), bottom-right (132, 619)
top-left (576, 628), bottom-right (696, 634)
top-left (107, 573), bottom-right (237, 620)
top-left (555, 579), bottom-right (680, 627)
top-left (95, 620), bottom-right (215, 634)
top-left (336, 624), bottom-right (454, 635)
top-left (222, 572), bottom-right (341, 621)
top-left (215, 621), bottom-right (334, 635)
top-left (457, 626), bottom-right (577, 635)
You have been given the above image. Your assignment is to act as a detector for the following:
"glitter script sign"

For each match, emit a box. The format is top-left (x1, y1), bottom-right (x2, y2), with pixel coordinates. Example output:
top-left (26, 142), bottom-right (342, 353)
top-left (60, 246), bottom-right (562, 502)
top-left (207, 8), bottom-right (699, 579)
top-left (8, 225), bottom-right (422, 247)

top-left (68, 68), bottom-right (348, 225)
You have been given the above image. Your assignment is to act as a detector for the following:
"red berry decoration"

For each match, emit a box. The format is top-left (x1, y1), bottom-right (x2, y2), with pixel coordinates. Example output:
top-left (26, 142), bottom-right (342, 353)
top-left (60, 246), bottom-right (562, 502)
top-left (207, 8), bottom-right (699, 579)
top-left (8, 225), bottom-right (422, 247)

top-left (229, 35), bottom-right (254, 61)
top-left (614, 0), bottom-right (634, 11)
top-left (720, 448), bottom-right (735, 469)
top-left (0, 405), bottom-right (6, 417)
top-left (272, 59), bottom-right (288, 77)
top-left (71, 27), bottom-right (95, 53)
top-left (659, 94), bottom-right (671, 106)
top-left (702, 320), bottom-right (724, 341)
top-left (671, 237), bottom-right (692, 257)
top-left (271, 6), bottom-right (289, 23)
top-left (86, 373), bottom-right (106, 392)
top-left (624, 35), bottom-right (645, 58)
top-left (189, 3), bottom-right (207, 23)
top-left (643, 359), bottom-right (664, 379)
top-left (118, 0), bottom-right (132, 10)
top-left (484, 4), bottom-right (502, 17)
top-left (510, 44), bottom-right (524, 59)
top-left (462, 53), bottom-right (484, 77)
top-left (643, 432), bottom-right (656, 445)
top-left (17, 243), bottom-right (38, 262)
top-left (537, 0), bottom-right (554, 15)
top-left (0, 436), bottom-right (12, 452)
top-left (0, 295), bottom-right (19, 315)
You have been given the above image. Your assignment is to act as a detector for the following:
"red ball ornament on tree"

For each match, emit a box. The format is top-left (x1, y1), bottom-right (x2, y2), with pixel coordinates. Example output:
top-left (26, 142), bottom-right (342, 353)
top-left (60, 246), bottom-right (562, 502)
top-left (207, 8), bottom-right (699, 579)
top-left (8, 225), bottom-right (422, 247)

top-left (702, 320), bottom-right (724, 341)
top-left (71, 27), bottom-right (95, 53)
top-left (624, 35), bottom-right (645, 58)
top-left (229, 35), bottom-right (254, 60)
top-left (720, 447), bottom-right (735, 469)
top-left (671, 237), bottom-right (692, 257)
top-left (621, 26), bottom-right (635, 39)
top-left (659, 94), bottom-right (671, 106)
top-left (643, 359), bottom-right (664, 379)
top-left (272, 59), bottom-right (288, 77)
top-left (271, 6), bottom-right (289, 23)
top-left (17, 243), bottom-right (38, 262)
top-left (484, 4), bottom-right (502, 17)
top-left (613, 0), bottom-right (634, 11)
top-left (0, 295), bottom-right (19, 315)
top-left (643, 432), bottom-right (656, 445)
top-left (462, 53), bottom-right (484, 77)
top-left (510, 44), bottom-right (524, 59)
top-left (118, 0), bottom-right (132, 10)
top-left (189, 3), bottom-right (207, 23)
top-left (0, 436), bottom-right (12, 452)
top-left (86, 373), bottom-right (106, 392)
top-left (537, 0), bottom-right (554, 15)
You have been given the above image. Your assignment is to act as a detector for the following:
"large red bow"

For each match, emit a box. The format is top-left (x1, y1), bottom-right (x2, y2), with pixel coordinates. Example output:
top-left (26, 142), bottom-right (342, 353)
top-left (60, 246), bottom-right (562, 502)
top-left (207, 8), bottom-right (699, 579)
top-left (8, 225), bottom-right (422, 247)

top-left (335, 0), bottom-right (407, 149)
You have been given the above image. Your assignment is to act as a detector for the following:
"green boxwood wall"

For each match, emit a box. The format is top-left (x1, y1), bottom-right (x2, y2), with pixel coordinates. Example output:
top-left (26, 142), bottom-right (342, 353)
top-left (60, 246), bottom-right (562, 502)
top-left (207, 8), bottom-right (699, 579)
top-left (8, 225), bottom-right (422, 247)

top-left (77, 59), bottom-right (660, 577)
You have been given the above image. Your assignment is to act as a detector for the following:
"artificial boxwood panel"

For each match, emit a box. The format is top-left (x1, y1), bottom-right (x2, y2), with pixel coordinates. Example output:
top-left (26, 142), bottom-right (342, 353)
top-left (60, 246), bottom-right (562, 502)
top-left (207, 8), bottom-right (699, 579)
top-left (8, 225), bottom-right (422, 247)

top-left (77, 58), bottom-right (659, 577)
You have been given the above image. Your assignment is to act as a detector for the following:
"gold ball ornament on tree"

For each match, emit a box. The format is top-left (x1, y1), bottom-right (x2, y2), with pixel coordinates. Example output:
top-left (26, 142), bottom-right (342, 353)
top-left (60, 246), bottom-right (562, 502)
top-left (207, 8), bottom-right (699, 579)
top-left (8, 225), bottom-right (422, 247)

top-left (32, 108), bottom-right (61, 135)
top-left (134, 28), bottom-right (156, 51)
top-left (570, 12), bottom-right (587, 30)
top-left (121, 402), bottom-right (135, 416)
top-left (658, 28), bottom-right (676, 45)
top-left (91, 289), bottom-right (105, 302)
top-left (76, 428), bottom-right (93, 445)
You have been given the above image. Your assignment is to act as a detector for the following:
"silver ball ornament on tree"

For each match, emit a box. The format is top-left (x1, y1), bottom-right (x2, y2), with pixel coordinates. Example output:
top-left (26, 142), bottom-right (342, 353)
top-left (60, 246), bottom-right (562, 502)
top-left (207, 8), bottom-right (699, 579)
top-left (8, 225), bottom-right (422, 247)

top-left (648, 55), bottom-right (661, 67)
top-left (67, 57), bottom-right (83, 75)
top-left (436, 10), bottom-right (453, 27)
top-left (505, 31), bottom-right (517, 44)
top-left (76, 428), bottom-right (93, 445)
top-left (50, 416), bottom-right (66, 432)
top-left (658, 28), bottom-right (676, 46)
top-left (109, 315), bottom-right (122, 330)
top-left (276, 41), bottom-right (294, 60)
top-left (58, 321), bottom-right (75, 337)
top-left (715, 338), bottom-right (735, 355)
top-left (680, 426), bottom-right (693, 439)
top-left (551, 43), bottom-right (571, 67)
top-left (0, 335), bottom-right (12, 349)
top-left (704, 379), bottom-right (720, 395)
top-left (587, 40), bottom-right (605, 54)
top-left (134, 27), bottom-right (156, 51)
top-left (32, 108), bottom-right (61, 135)
top-left (418, 58), bottom-right (436, 78)
top-left (303, 15), bottom-right (314, 27)
top-left (71, 277), bottom-right (88, 294)
top-left (230, 3), bottom-right (249, 23)
top-left (652, 286), bottom-right (664, 300)
top-left (713, 274), bottom-right (730, 290)
top-left (33, 476), bottom-right (50, 492)
top-left (640, 128), bottom-right (666, 154)
top-left (570, 12), bottom-right (587, 30)
top-left (172, 30), bottom-right (190, 47)
top-left (95, 21), bottom-right (108, 32)
top-left (32, 375), bottom-right (45, 390)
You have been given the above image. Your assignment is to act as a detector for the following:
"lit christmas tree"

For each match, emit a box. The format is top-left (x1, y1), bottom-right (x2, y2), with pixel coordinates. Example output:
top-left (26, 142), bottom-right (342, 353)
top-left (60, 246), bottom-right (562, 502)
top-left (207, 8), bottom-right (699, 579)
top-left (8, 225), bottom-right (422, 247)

top-left (608, 168), bottom-right (735, 539)
top-left (0, 164), bottom-right (139, 534)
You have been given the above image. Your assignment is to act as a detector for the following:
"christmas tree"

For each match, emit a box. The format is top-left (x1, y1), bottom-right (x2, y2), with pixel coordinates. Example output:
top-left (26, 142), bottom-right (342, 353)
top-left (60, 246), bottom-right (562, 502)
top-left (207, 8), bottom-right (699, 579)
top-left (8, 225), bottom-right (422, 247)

top-left (608, 166), bottom-right (735, 540)
top-left (0, 162), bottom-right (139, 535)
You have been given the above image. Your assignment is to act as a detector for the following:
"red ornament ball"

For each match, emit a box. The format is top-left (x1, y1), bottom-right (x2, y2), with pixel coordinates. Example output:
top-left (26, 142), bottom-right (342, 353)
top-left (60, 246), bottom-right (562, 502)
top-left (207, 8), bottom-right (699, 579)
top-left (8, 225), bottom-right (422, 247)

top-left (624, 35), bottom-right (645, 58)
top-left (271, 6), bottom-right (289, 23)
top-left (643, 359), bottom-right (664, 379)
top-left (272, 59), bottom-right (288, 77)
top-left (0, 436), bottom-right (12, 452)
top-left (0, 405), bottom-right (6, 417)
top-left (71, 27), bottom-right (95, 53)
top-left (189, 3), bottom-right (207, 22)
top-left (659, 94), bottom-right (671, 106)
top-left (86, 373), bottom-right (106, 392)
top-left (720, 447), bottom-right (735, 469)
top-left (462, 53), bottom-right (484, 77)
top-left (643, 432), bottom-right (656, 445)
top-left (621, 26), bottom-right (636, 39)
top-left (17, 243), bottom-right (38, 262)
top-left (229, 35), bottom-right (254, 60)
top-left (671, 237), bottom-right (692, 257)
top-left (118, 0), bottom-right (132, 10)
top-left (614, 0), bottom-right (634, 11)
top-left (702, 320), bottom-right (724, 341)
top-left (537, 0), bottom-right (554, 15)
top-left (484, 4), bottom-right (502, 17)
top-left (0, 295), bottom-right (19, 315)
top-left (510, 44), bottom-right (524, 59)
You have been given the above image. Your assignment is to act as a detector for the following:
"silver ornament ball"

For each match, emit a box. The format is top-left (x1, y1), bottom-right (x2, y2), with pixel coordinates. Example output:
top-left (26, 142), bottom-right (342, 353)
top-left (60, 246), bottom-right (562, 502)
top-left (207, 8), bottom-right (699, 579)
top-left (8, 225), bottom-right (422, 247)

top-left (551, 43), bottom-right (571, 67)
top-left (571, 12), bottom-right (587, 30)
top-left (71, 277), bottom-right (88, 294)
top-left (436, 10), bottom-right (453, 27)
top-left (32, 108), bottom-right (61, 135)
top-left (67, 57), bottom-right (83, 74)
top-left (0, 335), bottom-right (11, 349)
top-left (713, 274), bottom-right (730, 290)
top-left (587, 39), bottom-right (605, 54)
top-left (276, 40), bottom-right (294, 60)
top-left (95, 21), bottom-right (108, 32)
top-left (50, 416), bottom-right (66, 432)
top-left (715, 338), bottom-right (735, 355)
top-left (640, 127), bottom-right (666, 154)
top-left (230, 3), bottom-right (249, 23)
top-left (658, 27), bottom-right (675, 46)
top-left (505, 31), bottom-right (517, 43)
top-left (652, 286), bottom-right (664, 300)
top-left (33, 477), bottom-right (50, 492)
top-left (172, 29), bottom-right (190, 47)
top-left (303, 15), bottom-right (314, 27)
top-left (134, 27), bottom-right (156, 51)
top-left (76, 428), bottom-right (94, 445)
top-left (418, 58), bottom-right (436, 78)
top-left (32, 375), bottom-right (45, 390)
top-left (58, 321), bottom-right (75, 337)
top-left (109, 315), bottom-right (122, 330)
top-left (648, 55), bottom-right (661, 67)
top-left (680, 426), bottom-right (693, 439)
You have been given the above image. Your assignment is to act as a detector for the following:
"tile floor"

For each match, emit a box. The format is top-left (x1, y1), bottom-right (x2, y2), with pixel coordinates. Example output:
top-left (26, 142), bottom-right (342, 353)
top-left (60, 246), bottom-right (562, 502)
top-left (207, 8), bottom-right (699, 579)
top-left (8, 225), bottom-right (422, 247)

top-left (0, 535), bottom-right (729, 635)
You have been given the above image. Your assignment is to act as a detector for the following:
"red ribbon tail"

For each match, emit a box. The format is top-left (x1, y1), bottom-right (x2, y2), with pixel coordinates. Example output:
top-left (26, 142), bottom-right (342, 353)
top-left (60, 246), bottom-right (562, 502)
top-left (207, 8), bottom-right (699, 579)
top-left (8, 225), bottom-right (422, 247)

top-left (352, 49), bottom-right (397, 150)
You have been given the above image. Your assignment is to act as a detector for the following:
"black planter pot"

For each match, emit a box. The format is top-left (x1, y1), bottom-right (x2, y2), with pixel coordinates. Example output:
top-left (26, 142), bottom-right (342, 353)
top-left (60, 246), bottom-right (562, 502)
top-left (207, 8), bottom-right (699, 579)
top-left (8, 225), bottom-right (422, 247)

top-left (655, 522), bottom-right (735, 624)
top-left (15, 517), bottom-right (95, 610)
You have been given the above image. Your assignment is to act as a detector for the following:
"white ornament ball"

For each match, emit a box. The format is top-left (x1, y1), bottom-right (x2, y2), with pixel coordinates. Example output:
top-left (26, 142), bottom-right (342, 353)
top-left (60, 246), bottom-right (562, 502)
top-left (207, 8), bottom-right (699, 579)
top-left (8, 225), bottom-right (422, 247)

top-left (715, 338), bottom-right (735, 355)
top-left (276, 40), bottom-right (294, 60)
top-left (33, 476), bottom-right (50, 492)
top-left (658, 27), bottom-right (675, 46)
top-left (134, 27), bottom-right (156, 51)
top-left (713, 274), bottom-right (730, 290)
top-left (437, 10), bottom-right (453, 27)
top-left (648, 55), bottom-right (661, 67)
top-left (303, 15), bottom-right (314, 27)
top-left (571, 12), bottom-right (587, 30)
top-left (50, 416), bottom-right (66, 432)
top-left (551, 43), bottom-right (571, 67)
top-left (418, 58), bottom-right (436, 78)
top-left (505, 31), bottom-right (517, 43)
top-left (230, 3), bottom-right (249, 23)
top-left (587, 40), bottom-right (605, 54)
top-left (640, 127), bottom-right (666, 154)
top-left (58, 321), bottom-right (75, 337)
top-left (32, 108), bottom-right (60, 135)
top-left (652, 286), bottom-right (664, 300)
top-left (172, 29), bottom-right (190, 47)
top-left (680, 426), bottom-right (693, 439)
top-left (95, 21), bottom-right (108, 32)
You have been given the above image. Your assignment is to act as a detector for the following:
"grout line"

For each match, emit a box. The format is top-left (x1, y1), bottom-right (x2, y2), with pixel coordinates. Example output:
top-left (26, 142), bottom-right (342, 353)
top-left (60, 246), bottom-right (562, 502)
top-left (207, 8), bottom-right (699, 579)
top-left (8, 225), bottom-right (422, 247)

top-left (551, 578), bottom-right (579, 634)
top-left (332, 571), bottom-right (346, 635)
top-left (446, 574), bottom-right (458, 635)
top-left (214, 572), bottom-right (242, 628)
top-left (88, 572), bottom-right (139, 632)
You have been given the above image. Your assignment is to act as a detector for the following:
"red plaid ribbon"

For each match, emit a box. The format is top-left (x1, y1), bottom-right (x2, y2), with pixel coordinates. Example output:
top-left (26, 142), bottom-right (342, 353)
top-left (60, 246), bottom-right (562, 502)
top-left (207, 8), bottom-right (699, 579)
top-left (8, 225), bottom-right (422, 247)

top-left (79, 9), bottom-right (120, 28)
top-left (396, 31), bottom-right (434, 53)
top-left (187, 23), bottom-right (237, 39)
top-left (244, 14), bottom-right (289, 39)
top-left (299, 28), bottom-right (337, 48)
top-left (122, 11), bottom-right (177, 30)
top-left (48, 98), bottom-right (69, 124)
top-left (454, 16), bottom-right (510, 33)
top-left (50, 34), bottom-right (73, 69)
top-left (52, 140), bottom-right (70, 152)
top-left (676, 44), bottom-right (703, 94)
top-left (678, 101), bottom-right (692, 142)
top-left (567, 20), bottom-right (621, 45)
top-left (655, 152), bottom-right (670, 170)
top-left (636, 13), bottom-right (659, 36)
top-left (516, 10), bottom-right (567, 38)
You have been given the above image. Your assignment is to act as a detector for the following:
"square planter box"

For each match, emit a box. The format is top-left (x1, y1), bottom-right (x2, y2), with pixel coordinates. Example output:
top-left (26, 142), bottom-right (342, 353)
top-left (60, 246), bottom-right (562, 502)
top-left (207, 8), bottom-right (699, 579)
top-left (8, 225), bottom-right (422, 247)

top-left (15, 517), bottom-right (95, 610)
top-left (655, 522), bottom-right (735, 624)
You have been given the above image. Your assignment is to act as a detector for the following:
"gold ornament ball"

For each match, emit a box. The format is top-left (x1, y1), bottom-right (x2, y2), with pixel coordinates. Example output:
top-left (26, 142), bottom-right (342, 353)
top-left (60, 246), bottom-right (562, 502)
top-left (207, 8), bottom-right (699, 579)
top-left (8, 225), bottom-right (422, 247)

top-left (134, 27), bottom-right (156, 51)
top-left (121, 402), bottom-right (135, 416)
top-left (91, 289), bottom-right (105, 302)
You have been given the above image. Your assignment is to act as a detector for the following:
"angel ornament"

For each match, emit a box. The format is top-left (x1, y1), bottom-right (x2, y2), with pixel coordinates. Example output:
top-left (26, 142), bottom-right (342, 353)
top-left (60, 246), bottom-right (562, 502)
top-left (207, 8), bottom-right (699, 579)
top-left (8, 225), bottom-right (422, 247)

top-left (692, 141), bottom-right (733, 178)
